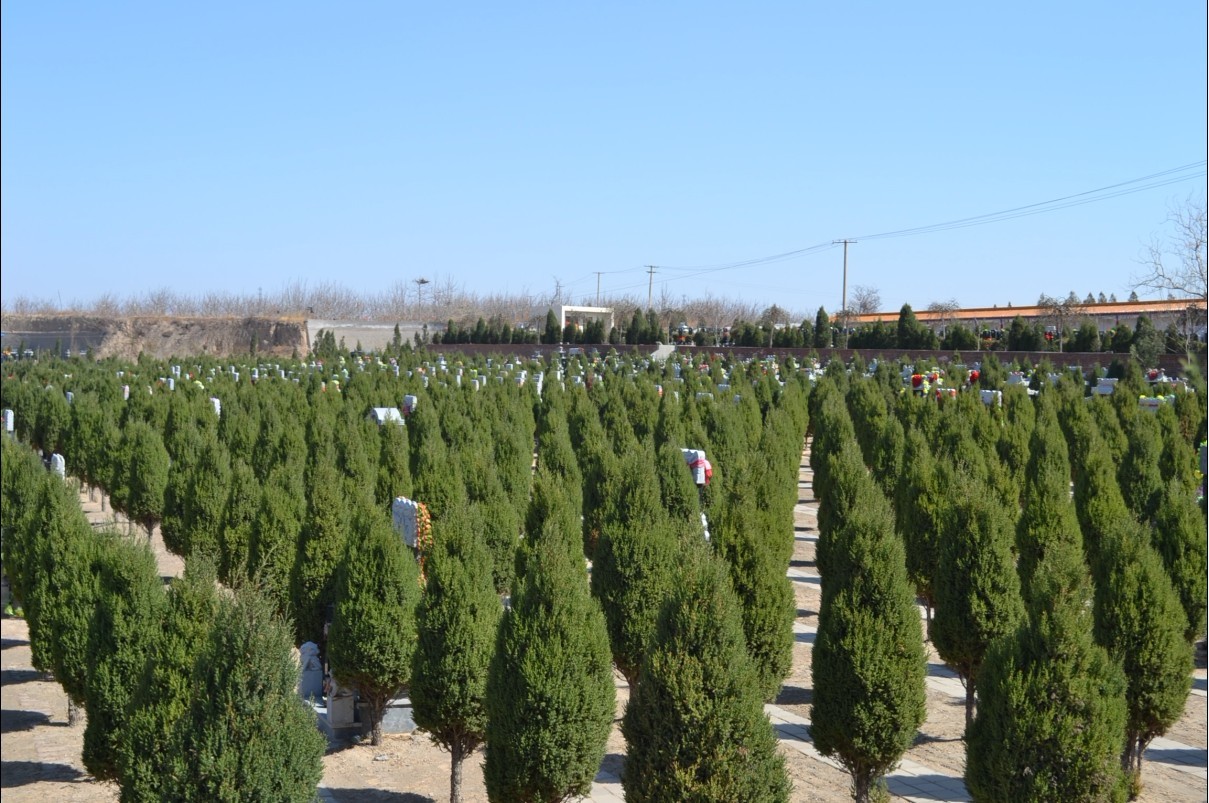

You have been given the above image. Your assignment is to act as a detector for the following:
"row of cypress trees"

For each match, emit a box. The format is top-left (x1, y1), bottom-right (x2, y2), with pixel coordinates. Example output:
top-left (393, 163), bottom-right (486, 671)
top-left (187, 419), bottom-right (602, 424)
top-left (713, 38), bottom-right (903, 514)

top-left (2, 347), bottom-right (811, 801)
top-left (1, 436), bottom-right (327, 802)
top-left (810, 362), bottom-right (1205, 802)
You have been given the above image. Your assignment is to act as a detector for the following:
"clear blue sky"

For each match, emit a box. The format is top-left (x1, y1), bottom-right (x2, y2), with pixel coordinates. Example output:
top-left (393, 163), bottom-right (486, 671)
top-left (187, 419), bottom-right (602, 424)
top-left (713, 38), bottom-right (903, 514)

top-left (3, 1), bottom-right (1205, 316)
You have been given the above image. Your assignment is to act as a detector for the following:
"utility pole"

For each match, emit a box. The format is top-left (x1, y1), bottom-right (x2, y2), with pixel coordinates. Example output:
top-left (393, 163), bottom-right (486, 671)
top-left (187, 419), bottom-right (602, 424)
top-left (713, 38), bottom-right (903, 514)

top-left (595, 272), bottom-right (603, 305)
top-left (645, 265), bottom-right (657, 310)
top-left (832, 240), bottom-right (856, 342)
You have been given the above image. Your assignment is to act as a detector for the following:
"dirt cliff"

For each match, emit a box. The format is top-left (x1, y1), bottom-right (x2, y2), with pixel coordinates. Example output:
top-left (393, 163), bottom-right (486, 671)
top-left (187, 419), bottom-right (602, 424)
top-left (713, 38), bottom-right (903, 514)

top-left (0, 314), bottom-right (309, 360)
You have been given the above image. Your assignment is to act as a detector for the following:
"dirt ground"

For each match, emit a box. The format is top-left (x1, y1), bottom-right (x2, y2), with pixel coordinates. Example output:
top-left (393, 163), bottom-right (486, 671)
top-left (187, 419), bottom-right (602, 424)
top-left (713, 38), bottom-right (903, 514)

top-left (2, 460), bottom-right (1206, 802)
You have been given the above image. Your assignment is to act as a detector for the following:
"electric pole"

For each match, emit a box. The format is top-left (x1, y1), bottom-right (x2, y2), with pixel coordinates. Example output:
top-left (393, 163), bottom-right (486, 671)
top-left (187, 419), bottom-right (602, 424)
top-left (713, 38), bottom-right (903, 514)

top-left (645, 265), bottom-right (657, 310)
top-left (832, 240), bottom-right (856, 342)
top-left (595, 272), bottom-right (603, 305)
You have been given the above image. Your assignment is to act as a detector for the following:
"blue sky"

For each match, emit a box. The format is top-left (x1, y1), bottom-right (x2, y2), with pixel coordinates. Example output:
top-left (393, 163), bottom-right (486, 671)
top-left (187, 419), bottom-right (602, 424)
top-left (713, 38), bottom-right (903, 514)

top-left (2, 2), bottom-right (1205, 316)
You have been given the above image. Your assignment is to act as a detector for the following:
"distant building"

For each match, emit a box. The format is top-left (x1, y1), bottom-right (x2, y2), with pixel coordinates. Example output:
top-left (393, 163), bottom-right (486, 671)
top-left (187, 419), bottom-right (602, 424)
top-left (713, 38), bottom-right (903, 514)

top-left (560, 305), bottom-right (615, 335)
top-left (847, 298), bottom-right (1206, 338)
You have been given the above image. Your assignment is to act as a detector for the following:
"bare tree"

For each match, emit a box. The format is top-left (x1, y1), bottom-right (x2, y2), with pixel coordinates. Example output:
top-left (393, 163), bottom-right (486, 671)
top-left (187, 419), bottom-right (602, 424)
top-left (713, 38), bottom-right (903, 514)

top-left (851, 285), bottom-right (882, 315)
top-left (1037, 293), bottom-right (1086, 352)
top-left (1134, 195), bottom-right (1207, 304)
top-left (926, 298), bottom-right (960, 333)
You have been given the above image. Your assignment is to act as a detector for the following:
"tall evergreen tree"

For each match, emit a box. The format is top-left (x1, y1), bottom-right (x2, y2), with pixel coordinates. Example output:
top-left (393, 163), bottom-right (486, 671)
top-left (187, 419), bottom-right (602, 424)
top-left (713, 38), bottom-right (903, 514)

top-left (1091, 519), bottom-right (1191, 794)
top-left (894, 429), bottom-right (944, 622)
top-left (120, 419), bottom-right (171, 541)
top-left (484, 522), bottom-right (615, 803)
top-left (590, 448), bottom-right (682, 687)
top-left (622, 545), bottom-right (789, 802)
top-left (177, 584), bottom-right (326, 802)
top-left (811, 441), bottom-right (927, 803)
top-left (117, 556), bottom-right (221, 800)
top-left (328, 508), bottom-right (421, 746)
top-left (411, 507), bottom-right (503, 803)
top-left (967, 535), bottom-right (1127, 802)
top-left (1118, 413), bottom-right (1164, 524)
top-left (290, 450), bottom-right (350, 645)
top-left (1151, 478), bottom-right (1208, 642)
top-left (83, 534), bottom-right (167, 782)
top-left (931, 478), bottom-right (1024, 728)
top-left (1016, 406), bottom-right (1082, 596)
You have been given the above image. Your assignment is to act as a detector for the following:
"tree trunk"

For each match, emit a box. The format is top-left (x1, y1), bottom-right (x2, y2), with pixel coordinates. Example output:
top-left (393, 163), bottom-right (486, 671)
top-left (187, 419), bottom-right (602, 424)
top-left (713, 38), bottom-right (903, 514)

top-left (67, 697), bottom-right (80, 726)
top-left (853, 772), bottom-right (871, 803)
top-left (369, 700), bottom-right (384, 746)
top-left (147, 522), bottom-right (155, 544)
top-left (100, 494), bottom-right (106, 512)
top-left (964, 676), bottom-right (976, 731)
top-left (450, 741), bottom-right (465, 803)
top-left (88, 484), bottom-right (95, 502)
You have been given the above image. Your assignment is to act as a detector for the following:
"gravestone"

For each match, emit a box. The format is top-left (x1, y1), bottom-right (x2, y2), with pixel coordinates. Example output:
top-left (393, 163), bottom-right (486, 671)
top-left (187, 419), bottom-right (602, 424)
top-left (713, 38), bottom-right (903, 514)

top-left (298, 642), bottom-right (324, 701)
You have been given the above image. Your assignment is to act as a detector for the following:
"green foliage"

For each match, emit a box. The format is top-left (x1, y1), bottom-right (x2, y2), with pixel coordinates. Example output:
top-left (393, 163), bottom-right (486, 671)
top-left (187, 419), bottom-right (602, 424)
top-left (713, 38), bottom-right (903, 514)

top-left (896, 304), bottom-right (939, 351)
top-left (120, 419), bottom-right (171, 538)
top-left (1151, 479), bottom-right (1209, 642)
top-left (1118, 413), bottom-right (1164, 524)
top-left (811, 440), bottom-right (926, 802)
top-left (83, 534), bottom-right (167, 781)
top-left (290, 451), bottom-right (350, 645)
top-left (249, 466), bottom-right (306, 615)
top-left (813, 307), bottom-right (832, 348)
top-left (376, 417), bottom-right (412, 506)
top-left (117, 557), bottom-right (221, 800)
top-left (966, 536), bottom-right (1128, 803)
top-left (0, 439), bottom-right (48, 608)
top-left (484, 525), bottom-right (615, 803)
top-left (32, 480), bottom-right (100, 713)
top-left (590, 472), bottom-right (682, 686)
top-left (622, 545), bottom-right (789, 803)
top-left (1016, 407), bottom-right (1083, 597)
top-left (410, 506), bottom-right (502, 802)
top-left (894, 430), bottom-right (944, 616)
top-left (1091, 520), bottom-right (1192, 785)
top-left (176, 584), bottom-right (326, 802)
top-left (219, 457), bottom-right (259, 585)
top-left (931, 478), bottom-right (1024, 727)
top-left (328, 509), bottom-right (421, 746)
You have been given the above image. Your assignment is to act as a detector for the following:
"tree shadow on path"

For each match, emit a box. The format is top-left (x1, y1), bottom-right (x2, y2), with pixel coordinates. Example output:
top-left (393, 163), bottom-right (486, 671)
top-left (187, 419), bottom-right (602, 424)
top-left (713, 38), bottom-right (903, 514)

top-left (0, 760), bottom-right (86, 788)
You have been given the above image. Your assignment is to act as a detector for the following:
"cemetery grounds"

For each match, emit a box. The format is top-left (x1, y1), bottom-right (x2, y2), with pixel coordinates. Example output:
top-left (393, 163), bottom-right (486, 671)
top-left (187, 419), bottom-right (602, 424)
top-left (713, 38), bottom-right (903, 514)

top-left (2, 443), bottom-right (1206, 802)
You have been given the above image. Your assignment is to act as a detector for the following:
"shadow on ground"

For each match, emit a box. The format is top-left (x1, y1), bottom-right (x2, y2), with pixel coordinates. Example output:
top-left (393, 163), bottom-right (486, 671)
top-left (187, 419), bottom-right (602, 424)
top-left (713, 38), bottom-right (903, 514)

top-left (1, 709), bottom-right (54, 734)
top-left (0, 760), bottom-right (86, 788)
top-left (1, 637), bottom-right (30, 650)
top-left (321, 789), bottom-right (433, 803)
top-left (775, 684), bottom-right (813, 706)
top-left (596, 751), bottom-right (624, 781)
top-left (886, 773), bottom-right (970, 802)
top-left (1, 668), bottom-right (44, 686)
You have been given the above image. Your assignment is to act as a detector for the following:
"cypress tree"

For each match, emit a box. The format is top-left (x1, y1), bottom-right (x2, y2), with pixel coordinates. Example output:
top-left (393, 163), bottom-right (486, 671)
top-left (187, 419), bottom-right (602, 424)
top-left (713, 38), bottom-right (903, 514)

top-left (177, 584), bottom-right (326, 802)
top-left (622, 545), bottom-right (789, 802)
top-left (375, 416), bottom-right (412, 507)
top-left (894, 429), bottom-right (944, 622)
top-left (484, 520), bottom-right (615, 803)
top-left (1091, 519), bottom-right (1191, 794)
top-left (811, 441), bottom-right (927, 803)
top-left (32, 473), bottom-right (101, 725)
top-left (1118, 413), bottom-right (1164, 524)
top-left (219, 457), bottom-right (259, 585)
top-left (710, 455), bottom-right (795, 701)
top-left (1151, 478), bottom-right (1208, 642)
top-left (83, 534), bottom-right (167, 782)
top-left (121, 419), bottom-right (171, 541)
top-left (180, 431), bottom-right (231, 560)
top-left (249, 466), bottom-right (306, 615)
top-left (0, 439), bottom-right (47, 610)
top-left (327, 508), bottom-right (421, 746)
top-left (967, 536), bottom-right (1127, 802)
top-left (590, 449), bottom-right (682, 687)
top-left (410, 506), bottom-right (503, 803)
top-left (117, 556), bottom-right (221, 800)
top-left (1016, 406), bottom-right (1082, 596)
top-left (931, 477), bottom-right (1024, 729)
top-left (656, 440), bottom-right (703, 541)
top-left (290, 450), bottom-right (350, 645)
